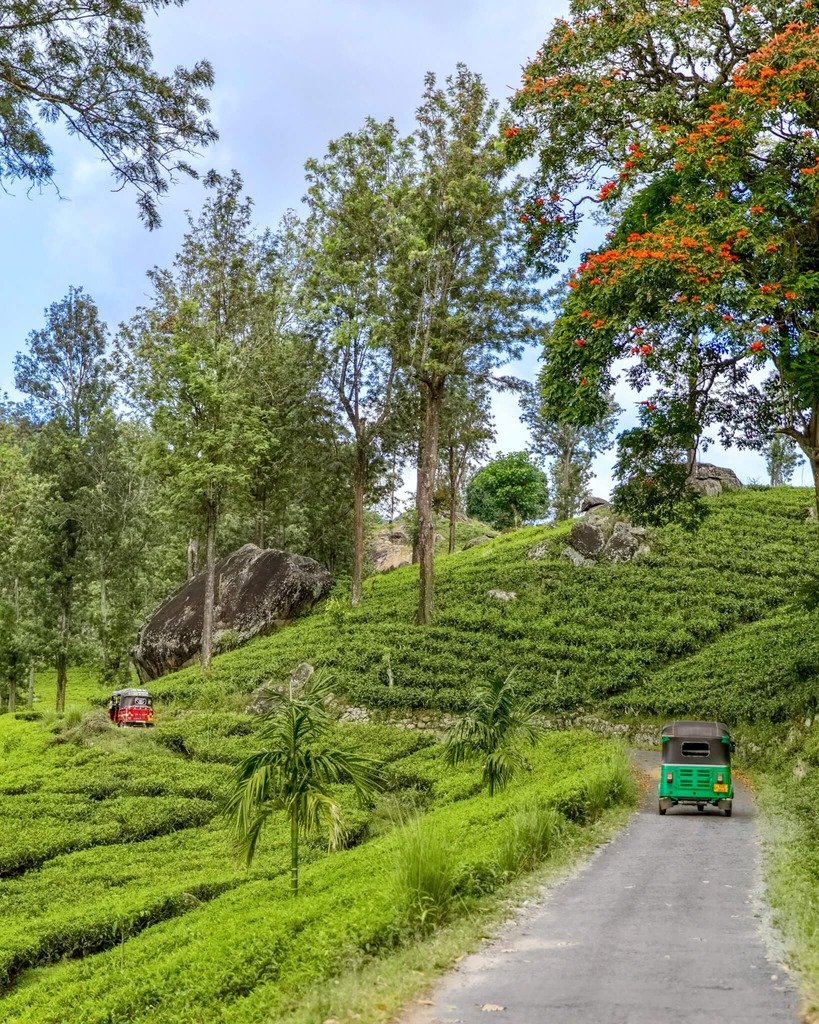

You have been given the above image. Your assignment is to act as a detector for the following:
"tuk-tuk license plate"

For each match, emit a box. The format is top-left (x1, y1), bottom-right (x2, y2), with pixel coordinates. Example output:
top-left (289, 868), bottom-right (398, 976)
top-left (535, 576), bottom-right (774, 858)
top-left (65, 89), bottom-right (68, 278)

top-left (713, 784), bottom-right (729, 793)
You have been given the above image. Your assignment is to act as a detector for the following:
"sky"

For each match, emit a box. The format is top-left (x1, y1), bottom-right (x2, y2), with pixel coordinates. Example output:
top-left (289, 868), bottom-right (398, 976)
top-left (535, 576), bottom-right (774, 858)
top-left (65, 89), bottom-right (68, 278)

top-left (1, 0), bottom-right (809, 494)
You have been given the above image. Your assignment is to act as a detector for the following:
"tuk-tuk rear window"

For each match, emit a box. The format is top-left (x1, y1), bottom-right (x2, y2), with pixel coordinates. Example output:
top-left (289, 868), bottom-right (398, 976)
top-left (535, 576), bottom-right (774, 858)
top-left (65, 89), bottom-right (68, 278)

top-left (681, 741), bottom-right (710, 758)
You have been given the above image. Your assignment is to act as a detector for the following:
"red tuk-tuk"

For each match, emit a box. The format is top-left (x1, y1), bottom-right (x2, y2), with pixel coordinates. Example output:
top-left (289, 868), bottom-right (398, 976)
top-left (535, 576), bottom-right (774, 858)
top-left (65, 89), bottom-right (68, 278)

top-left (107, 688), bottom-right (154, 728)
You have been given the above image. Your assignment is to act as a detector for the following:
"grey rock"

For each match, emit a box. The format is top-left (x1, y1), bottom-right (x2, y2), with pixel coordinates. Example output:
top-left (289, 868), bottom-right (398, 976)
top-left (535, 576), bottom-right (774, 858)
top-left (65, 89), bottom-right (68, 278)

top-left (132, 545), bottom-right (332, 681)
top-left (581, 495), bottom-right (609, 512)
top-left (604, 521), bottom-right (642, 563)
top-left (464, 535), bottom-right (493, 549)
top-left (689, 462), bottom-right (743, 495)
top-left (246, 662), bottom-right (316, 715)
top-left (563, 545), bottom-right (594, 567)
top-left (568, 520), bottom-right (606, 558)
top-left (487, 589), bottom-right (517, 602)
top-left (807, 506), bottom-right (817, 522)
top-left (528, 541), bottom-right (550, 560)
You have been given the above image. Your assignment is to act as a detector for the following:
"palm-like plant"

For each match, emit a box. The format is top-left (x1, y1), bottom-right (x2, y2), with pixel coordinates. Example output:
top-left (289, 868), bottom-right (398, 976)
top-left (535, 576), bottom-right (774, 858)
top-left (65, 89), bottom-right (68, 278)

top-left (444, 672), bottom-right (541, 796)
top-left (224, 669), bottom-right (383, 895)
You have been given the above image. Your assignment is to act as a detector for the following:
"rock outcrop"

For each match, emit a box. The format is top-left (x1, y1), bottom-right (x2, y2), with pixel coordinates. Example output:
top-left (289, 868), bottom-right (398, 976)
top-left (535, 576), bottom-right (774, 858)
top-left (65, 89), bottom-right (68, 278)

top-left (562, 508), bottom-right (649, 566)
top-left (580, 495), bottom-right (609, 513)
top-left (369, 526), bottom-right (413, 573)
top-left (132, 545), bottom-right (332, 681)
top-left (689, 463), bottom-right (743, 496)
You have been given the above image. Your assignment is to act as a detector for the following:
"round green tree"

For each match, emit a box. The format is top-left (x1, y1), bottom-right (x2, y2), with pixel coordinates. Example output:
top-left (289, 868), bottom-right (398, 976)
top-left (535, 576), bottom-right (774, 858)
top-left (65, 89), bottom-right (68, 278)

top-left (466, 452), bottom-right (548, 530)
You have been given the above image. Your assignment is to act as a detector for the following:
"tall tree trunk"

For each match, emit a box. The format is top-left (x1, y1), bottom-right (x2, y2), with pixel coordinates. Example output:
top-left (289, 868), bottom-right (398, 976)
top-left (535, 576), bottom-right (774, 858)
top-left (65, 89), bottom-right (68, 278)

top-left (55, 601), bottom-right (70, 712)
top-left (811, 453), bottom-right (819, 525)
top-left (99, 559), bottom-right (109, 671)
top-left (351, 440), bottom-right (367, 607)
top-left (187, 538), bottom-right (199, 580)
top-left (200, 503), bottom-right (218, 671)
top-left (416, 380), bottom-right (444, 625)
top-left (448, 445), bottom-right (457, 555)
top-left (27, 661), bottom-right (35, 709)
top-left (56, 650), bottom-right (67, 714)
top-left (256, 495), bottom-right (266, 549)
top-left (8, 677), bottom-right (16, 713)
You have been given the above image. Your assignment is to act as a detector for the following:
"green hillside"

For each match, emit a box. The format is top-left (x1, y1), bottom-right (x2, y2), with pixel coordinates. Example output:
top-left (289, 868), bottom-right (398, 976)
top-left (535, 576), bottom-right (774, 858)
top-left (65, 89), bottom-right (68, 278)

top-left (155, 486), bottom-right (819, 725)
top-left (1, 486), bottom-right (818, 1023)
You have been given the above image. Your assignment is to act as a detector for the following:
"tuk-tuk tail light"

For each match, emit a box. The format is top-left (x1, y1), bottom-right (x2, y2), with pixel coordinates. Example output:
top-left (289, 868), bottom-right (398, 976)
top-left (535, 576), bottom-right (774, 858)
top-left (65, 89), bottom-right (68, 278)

top-left (717, 773), bottom-right (724, 783)
top-left (666, 772), bottom-right (673, 783)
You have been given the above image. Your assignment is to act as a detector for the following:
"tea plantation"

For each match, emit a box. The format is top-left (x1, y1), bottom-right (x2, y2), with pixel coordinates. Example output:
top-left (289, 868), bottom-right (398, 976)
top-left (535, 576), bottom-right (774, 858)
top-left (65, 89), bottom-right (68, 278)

top-left (154, 486), bottom-right (819, 724)
top-left (1, 486), bottom-right (817, 1022)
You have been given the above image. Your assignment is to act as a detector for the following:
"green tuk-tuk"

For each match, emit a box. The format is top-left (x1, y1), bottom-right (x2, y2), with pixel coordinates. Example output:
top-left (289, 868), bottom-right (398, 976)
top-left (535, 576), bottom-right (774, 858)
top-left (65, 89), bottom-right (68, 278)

top-left (658, 721), bottom-right (735, 817)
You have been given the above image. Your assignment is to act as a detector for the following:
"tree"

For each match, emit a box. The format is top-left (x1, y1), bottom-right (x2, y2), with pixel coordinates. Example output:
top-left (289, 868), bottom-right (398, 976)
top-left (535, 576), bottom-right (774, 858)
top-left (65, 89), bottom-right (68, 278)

top-left (224, 670), bottom-right (383, 895)
top-left (466, 451), bottom-right (548, 530)
top-left (14, 287), bottom-right (113, 710)
top-left (438, 376), bottom-right (494, 552)
top-left (124, 171), bottom-right (264, 670)
top-left (0, 0), bottom-right (217, 227)
top-left (389, 65), bottom-right (540, 623)
top-left (522, 381), bottom-right (618, 520)
top-left (127, 299), bottom-right (249, 671)
top-left (765, 435), bottom-right (802, 487)
top-left (0, 415), bottom-right (43, 711)
top-left (506, 1), bottom-right (819, 519)
top-left (303, 118), bottom-right (412, 605)
top-left (444, 673), bottom-right (541, 796)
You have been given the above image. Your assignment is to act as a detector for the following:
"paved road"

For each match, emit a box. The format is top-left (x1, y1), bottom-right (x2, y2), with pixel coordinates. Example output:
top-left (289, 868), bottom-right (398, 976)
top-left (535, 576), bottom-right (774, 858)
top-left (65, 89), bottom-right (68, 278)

top-left (404, 753), bottom-right (799, 1024)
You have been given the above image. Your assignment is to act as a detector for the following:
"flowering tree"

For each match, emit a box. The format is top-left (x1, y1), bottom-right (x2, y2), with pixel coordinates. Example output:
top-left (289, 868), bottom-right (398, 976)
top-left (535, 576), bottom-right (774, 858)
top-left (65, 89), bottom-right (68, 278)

top-left (505, 2), bottom-right (819, 518)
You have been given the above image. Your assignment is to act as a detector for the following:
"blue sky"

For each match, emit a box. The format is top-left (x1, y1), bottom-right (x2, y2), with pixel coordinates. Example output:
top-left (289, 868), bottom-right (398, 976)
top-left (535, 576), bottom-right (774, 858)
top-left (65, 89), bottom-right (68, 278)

top-left (1, 0), bottom-right (803, 491)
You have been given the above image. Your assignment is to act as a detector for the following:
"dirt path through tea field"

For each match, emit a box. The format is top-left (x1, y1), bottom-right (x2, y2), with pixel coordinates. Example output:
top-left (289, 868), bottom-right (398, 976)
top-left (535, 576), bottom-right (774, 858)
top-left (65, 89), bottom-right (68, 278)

top-left (404, 751), bottom-right (799, 1024)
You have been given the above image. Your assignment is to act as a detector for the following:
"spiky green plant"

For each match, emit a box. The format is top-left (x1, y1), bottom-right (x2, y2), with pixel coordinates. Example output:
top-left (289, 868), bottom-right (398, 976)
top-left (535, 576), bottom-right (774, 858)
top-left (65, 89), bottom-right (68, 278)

top-left (224, 669), bottom-right (383, 895)
top-left (444, 672), bottom-right (541, 796)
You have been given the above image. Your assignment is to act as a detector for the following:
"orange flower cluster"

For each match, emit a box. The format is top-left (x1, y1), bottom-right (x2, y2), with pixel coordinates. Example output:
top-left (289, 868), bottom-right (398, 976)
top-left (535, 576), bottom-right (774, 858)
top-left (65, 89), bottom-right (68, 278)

top-left (676, 106), bottom-right (745, 155)
top-left (734, 24), bottom-right (819, 110)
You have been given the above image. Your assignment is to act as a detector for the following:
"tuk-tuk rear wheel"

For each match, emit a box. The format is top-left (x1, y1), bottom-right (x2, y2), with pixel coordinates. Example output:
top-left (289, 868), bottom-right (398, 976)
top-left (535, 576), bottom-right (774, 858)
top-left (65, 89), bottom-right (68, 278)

top-left (658, 801), bottom-right (666, 815)
top-left (724, 802), bottom-right (732, 817)
top-left (697, 803), bottom-right (705, 812)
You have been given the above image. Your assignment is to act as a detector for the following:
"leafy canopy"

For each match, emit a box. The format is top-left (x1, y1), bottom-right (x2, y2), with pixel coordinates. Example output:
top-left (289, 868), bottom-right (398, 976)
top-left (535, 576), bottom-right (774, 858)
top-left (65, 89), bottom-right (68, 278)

top-left (466, 451), bottom-right (548, 529)
top-left (444, 672), bottom-right (542, 796)
top-left (0, 1), bottom-right (217, 227)
top-left (224, 669), bottom-right (383, 894)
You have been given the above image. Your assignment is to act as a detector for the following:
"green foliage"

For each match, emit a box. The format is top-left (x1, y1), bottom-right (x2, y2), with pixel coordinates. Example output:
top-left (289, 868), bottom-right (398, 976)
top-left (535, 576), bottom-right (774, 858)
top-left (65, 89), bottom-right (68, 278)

top-left (749, 727), bottom-right (819, 1017)
top-left (612, 443), bottom-right (707, 531)
top-left (148, 489), bottom-right (818, 723)
top-left (0, 1), bottom-right (217, 227)
top-left (0, 723), bottom-right (632, 1023)
top-left (394, 821), bottom-right (457, 931)
top-left (466, 452), bottom-right (549, 529)
top-left (224, 670), bottom-right (384, 893)
top-left (494, 801), bottom-right (565, 878)
top-left (445, 672), bottom-right (542, 795)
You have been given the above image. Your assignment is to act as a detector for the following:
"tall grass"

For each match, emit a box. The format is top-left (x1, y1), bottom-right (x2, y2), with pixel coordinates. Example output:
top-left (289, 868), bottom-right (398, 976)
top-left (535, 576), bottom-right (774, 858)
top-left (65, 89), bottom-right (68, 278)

top-left (495, 801), bottom-right (565, 878)
top-left (395, 821), bottom-right (456, 931)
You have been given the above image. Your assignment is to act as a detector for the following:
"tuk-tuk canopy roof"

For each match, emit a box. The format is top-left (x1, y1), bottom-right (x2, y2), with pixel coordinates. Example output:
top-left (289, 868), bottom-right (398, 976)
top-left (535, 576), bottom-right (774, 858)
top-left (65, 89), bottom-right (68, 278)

top-left (661, 721), bottom-right (730, 739)
top-left (111, 688), bottom-right (152, 698)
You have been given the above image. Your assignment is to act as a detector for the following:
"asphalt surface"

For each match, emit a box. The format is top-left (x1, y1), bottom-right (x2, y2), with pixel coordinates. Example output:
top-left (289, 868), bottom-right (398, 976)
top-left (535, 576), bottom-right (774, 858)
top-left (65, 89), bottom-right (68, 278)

top-left (404, 752), bottom-right (799, 1024)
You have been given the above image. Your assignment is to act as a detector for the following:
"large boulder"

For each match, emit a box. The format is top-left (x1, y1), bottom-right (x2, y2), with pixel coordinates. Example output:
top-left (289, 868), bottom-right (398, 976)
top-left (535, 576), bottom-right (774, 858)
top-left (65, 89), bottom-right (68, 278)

top-left (689, 463), bottom-right (743, 496)
top-left (132, 545), bottom-right (332, 681)
top-left (369, 526), bottom-right (413, 573)
top-left (562, 508), bottom-right (650, 567)
top-left (567, 520), bottom-right (607, 559)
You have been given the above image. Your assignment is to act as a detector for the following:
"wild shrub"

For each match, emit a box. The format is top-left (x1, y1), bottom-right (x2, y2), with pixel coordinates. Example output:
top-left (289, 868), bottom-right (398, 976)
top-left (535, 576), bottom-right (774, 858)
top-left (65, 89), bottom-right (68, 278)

top-left (394, 820), bottom-right (457, 932)
top-left (494, 801), bottom-right (565, 878)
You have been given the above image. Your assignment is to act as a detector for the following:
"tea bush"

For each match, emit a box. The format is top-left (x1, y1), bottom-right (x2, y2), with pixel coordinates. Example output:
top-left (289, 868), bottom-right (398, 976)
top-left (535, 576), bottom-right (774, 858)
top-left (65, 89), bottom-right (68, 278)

top-left (146, 489), bottom-right (818, 722)
top-left (0, 731), bottom-right (634, 1024)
